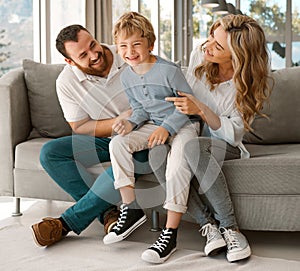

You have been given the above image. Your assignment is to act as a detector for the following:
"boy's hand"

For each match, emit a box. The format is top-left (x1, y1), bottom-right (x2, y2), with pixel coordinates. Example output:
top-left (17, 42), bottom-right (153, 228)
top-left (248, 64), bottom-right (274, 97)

top-left (148, 127), bottom-right (169, 148)
top-left (117, 109), bottom-right (132, 120)
top-left (112, 119), bottom-right (134, 136)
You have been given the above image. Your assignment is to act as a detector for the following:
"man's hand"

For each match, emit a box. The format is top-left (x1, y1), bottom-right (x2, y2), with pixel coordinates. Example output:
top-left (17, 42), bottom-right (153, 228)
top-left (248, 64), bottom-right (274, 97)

top-left (148, 127), bottom-right (169, 148)
top-left (112, 119), bottom-right (134, 136)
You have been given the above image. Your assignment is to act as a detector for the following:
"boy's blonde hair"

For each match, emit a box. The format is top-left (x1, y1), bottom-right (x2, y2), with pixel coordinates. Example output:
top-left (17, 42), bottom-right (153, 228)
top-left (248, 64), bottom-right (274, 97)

top-left (113, 11), bottom-right (156, 47)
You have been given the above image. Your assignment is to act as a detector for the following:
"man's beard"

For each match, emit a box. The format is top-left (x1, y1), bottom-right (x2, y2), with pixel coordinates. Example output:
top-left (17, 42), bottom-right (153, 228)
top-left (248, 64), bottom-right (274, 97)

top-left (74, 48), bottom-right (110, 77)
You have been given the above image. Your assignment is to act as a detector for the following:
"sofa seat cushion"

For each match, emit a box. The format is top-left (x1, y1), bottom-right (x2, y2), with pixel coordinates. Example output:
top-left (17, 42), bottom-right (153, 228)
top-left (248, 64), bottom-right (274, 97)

top-left (14, 138), bottom-right (164, 208)
top-left (224, 144), bottom-right (300, 195)
top-left (14, 138), bottom-right (111, 174)
top-left (14, 138), bottom-right (159, 183)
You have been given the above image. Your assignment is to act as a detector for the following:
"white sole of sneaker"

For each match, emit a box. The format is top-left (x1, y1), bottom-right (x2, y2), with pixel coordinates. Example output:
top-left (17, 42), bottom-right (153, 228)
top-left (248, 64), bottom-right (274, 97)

top-left (103, 215), bottom-right (147, 245)
top-left (227, 246), bottom-right (251, 262)
top-left (205, 238), bottom-right (226, 256)
top-left (141, 247), bottom-right (177, 264)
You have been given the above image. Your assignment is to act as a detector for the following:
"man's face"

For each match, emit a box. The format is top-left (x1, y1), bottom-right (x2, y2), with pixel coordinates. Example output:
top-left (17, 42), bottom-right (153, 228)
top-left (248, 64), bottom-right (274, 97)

top-left (64, 30), bottom-right (112, 77)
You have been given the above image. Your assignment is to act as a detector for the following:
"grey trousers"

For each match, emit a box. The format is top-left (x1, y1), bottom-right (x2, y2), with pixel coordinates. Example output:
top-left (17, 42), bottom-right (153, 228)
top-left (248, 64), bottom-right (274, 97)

top-left (149, 137), bottom-right (241, 229)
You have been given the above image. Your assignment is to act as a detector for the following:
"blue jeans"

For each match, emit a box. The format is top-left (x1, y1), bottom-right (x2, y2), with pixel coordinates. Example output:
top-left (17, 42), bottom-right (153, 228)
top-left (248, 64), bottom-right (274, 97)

top-left (149, 137), bottom-right (240, 229)
top-left (40, 134), bottom-right (150, 235)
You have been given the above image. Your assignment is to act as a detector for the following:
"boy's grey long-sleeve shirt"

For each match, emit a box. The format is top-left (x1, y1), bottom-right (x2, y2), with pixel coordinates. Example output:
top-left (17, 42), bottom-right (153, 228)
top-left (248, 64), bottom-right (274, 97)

top-left (121, 56), bottom-right (194, 136)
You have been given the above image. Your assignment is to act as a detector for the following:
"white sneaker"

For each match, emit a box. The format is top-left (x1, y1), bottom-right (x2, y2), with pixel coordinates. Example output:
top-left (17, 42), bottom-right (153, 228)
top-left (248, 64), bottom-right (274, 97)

top-left (220, 227), bottom-right (251, 262)
top-left (200, 223), bottom-right (226, 256)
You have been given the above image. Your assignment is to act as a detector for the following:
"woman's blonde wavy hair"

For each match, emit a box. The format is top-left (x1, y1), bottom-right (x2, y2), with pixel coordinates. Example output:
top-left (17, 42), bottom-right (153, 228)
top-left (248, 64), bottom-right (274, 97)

top-left (195, 14), bottom-right (272, 131)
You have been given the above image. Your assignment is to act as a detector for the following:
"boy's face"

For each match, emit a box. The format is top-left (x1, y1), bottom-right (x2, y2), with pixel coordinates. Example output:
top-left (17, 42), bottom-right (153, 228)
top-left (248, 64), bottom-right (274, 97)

top-left (117, 32), bottom-right (154, 67)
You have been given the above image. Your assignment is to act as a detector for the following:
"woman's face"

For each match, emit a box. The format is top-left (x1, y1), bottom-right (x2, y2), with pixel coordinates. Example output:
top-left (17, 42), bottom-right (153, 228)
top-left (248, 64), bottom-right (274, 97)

top-left (203, 26), bottom-right (232, 65)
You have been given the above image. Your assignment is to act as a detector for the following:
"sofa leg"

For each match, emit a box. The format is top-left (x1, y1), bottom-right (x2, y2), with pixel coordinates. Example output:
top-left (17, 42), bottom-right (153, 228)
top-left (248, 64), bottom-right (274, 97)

top-left (150, 209), bottom-right (162, 232)
top-left (12, 197), bottom-right (22, 217)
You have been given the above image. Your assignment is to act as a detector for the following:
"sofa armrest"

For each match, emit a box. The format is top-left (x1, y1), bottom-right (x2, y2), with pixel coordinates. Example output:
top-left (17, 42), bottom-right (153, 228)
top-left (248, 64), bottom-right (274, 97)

top-left (0, 68), bottom-right (32, 196)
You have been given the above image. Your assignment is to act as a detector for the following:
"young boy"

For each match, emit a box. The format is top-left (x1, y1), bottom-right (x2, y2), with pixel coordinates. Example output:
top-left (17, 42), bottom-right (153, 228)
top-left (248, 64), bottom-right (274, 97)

top-left (103, 12), bottom-right (200, 264)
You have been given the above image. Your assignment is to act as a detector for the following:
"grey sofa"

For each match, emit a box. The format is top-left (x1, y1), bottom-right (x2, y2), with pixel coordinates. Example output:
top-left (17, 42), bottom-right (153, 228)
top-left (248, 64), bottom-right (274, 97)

top-left (0, 59), bottom-right (299, 231)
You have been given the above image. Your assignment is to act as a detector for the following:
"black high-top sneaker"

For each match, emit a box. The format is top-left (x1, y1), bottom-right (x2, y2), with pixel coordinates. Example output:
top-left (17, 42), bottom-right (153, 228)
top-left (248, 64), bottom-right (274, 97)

top-left (103, 200), bottom-right (147, 245)
top-left (141, 228), bottom-right (177, 264)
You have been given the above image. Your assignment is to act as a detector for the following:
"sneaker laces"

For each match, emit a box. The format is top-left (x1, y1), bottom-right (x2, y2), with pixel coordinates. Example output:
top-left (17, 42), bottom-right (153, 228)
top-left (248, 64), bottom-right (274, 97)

top-left (112, 204), bottom-right (128, 232)
top-left (150, 228), bottom-right (173, 253)
top-left (200, 223), bottom-right (218, 243)
top-left (220, 227), bottom-right (240, 251)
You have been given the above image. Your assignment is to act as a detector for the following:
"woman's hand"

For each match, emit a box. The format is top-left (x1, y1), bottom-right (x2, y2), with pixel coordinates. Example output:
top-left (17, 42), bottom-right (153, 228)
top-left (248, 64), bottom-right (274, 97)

top-left (165, 91), bottom-right (207, 122)
top-left (112, 119), bottom-right (134, 136)
top-left (148, 127), bottom-right (169, 148)
top-left (166, 91), bottom-right (221, 130)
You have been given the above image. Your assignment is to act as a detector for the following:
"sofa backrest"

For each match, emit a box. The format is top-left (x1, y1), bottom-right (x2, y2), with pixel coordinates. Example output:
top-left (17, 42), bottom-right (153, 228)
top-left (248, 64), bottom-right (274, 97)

top-left (243, 66), bottom-right (300, 144)
top-left (23, 59), bottom-right (72, 138)
top-left (23, 59), bottom-right (300, 144)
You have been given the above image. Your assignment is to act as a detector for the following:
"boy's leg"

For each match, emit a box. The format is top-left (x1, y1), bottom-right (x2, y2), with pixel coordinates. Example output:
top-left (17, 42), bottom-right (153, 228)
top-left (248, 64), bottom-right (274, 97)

top-left (164, 123), bottom-right (199, 213)
top-left (142, 123), bottom-right (199, 264)
top-left (148, 137), bottom-right (225, 259)
top-left (104, 124), bottom-right (158, 244)
top-left (109, 123), bottom-right (158, 190)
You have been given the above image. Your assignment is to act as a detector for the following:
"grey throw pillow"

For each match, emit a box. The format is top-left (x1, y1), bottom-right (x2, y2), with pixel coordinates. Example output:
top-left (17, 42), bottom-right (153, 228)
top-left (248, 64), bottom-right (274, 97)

top-left (23, 59), bottom-right (72, 138)
top-left (243, 67), bottom-right (300, 144)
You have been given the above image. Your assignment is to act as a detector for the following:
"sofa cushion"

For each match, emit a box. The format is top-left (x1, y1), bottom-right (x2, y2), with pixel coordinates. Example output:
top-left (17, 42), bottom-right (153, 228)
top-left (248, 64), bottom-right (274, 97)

top-left (224, 143), bottom-right (300, 195)
top-left (243, 67), bottom-right (300, 144)
top-left (23, 59), bottom-right (72, 138)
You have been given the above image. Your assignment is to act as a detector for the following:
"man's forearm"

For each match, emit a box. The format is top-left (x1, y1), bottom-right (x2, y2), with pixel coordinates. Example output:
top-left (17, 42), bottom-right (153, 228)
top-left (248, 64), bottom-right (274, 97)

top-left (69, 118), bottom-right (116, 137)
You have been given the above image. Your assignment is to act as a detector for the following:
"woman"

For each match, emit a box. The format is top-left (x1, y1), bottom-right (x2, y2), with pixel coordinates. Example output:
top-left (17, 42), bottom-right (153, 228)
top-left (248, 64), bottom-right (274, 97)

top-left (152, 14), bottom-right (272, 263)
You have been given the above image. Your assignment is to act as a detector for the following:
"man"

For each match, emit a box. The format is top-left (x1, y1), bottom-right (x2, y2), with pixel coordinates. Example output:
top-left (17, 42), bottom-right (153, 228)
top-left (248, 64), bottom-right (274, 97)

top-left (31, 24), bottom-right (149, 246)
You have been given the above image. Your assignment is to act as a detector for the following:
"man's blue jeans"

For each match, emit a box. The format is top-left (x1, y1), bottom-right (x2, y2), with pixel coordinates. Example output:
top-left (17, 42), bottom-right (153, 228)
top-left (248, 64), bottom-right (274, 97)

top-left (40, 134), bottom-right (150, 235)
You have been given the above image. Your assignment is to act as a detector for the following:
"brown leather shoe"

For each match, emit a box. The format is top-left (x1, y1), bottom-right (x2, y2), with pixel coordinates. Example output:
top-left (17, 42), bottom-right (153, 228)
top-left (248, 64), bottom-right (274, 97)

top-left (31, 217), bottom-right (66, 247)
top-left (104, 209), bottom-right (120, 234)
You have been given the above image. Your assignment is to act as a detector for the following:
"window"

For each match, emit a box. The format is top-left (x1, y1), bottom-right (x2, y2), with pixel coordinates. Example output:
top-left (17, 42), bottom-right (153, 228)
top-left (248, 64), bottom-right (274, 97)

top-left (1, 0), bottom-right (296, 78)
top-left (240, 0), bottom-right (287, 70)
top-left (0, 0), bottom-right (33, 77)
top-left (0, 0), bottom-right (191, 76)
top-left (50, 0), bottom-right (85, 63)
top-left (192, 0), bottom-right (236, 49)
top-left (292, 0), bottom-right (300, 66)
top-left (192, 0), bottom-right (299, 70)
top-left (0, 0), bottom-right (85, 77)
